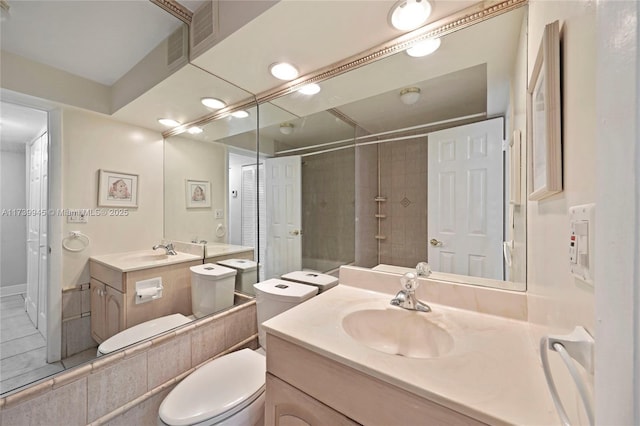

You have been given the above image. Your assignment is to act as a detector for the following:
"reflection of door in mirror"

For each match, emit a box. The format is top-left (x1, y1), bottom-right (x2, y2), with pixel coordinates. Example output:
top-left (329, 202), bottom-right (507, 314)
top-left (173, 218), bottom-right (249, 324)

top-left (427, 118), bottom-right (504, 280)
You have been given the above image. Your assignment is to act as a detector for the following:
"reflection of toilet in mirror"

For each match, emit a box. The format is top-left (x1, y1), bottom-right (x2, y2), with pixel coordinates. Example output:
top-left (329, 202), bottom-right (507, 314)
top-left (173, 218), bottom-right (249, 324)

top-left (190, 263), bottom-right (237, 318)
top-left (158, 279), bottom-right (318, 425)
top-left (216, 259), bottom-right (258, 296)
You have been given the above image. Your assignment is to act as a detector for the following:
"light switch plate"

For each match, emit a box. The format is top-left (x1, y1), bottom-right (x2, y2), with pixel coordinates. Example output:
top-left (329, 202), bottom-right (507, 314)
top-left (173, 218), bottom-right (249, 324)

top-left (569, 203), bottom-right (595, 286)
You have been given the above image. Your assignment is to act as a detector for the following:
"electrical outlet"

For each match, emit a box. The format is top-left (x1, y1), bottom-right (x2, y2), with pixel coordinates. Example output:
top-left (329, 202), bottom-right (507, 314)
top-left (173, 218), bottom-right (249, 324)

top-left (214, 209), bottom-right (223, 219)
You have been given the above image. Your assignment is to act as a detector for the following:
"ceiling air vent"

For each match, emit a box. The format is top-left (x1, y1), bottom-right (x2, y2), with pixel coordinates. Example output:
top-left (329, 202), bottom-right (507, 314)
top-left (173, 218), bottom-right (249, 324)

top-left (190, 0), bottom-right (218, 60)
top-left (167, 25), bottom-right (188, 70)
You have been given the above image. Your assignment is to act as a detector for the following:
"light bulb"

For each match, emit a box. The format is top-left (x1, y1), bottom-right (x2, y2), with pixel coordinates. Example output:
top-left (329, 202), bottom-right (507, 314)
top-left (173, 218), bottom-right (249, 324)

top-left (158, 118), bottom-right (180, 127)
top-left (201, 98), bottom-right (226, 109)
top-left (389, 0), bottom-right (432, 31)
top-left (270, 62), bottom-right (299, 81)
top-left (406, 38), bottom-right (441, 57)
top-left (298, 83), bottom-right (321, 95)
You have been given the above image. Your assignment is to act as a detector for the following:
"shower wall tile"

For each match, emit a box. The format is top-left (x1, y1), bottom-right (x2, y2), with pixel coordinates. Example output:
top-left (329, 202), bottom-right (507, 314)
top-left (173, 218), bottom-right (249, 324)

top-left (104, 385), bottom-right (175, 426)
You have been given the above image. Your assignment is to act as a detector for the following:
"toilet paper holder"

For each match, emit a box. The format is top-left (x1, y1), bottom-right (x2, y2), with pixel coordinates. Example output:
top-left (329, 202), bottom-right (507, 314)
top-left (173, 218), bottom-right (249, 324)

top-left (135, 277), bottom-right (163, 304)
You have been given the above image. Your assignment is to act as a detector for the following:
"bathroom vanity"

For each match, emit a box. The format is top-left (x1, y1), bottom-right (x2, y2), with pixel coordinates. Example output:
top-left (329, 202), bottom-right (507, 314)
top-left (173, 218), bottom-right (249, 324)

top-left (262, 283), bottom-right (558, 425)
top-left (89, 250), bottom-right (202, 343)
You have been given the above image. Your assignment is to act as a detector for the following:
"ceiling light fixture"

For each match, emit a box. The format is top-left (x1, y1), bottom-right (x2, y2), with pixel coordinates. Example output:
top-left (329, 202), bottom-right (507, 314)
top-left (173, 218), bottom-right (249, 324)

top-left (298, 83), bottom-right (321, 95)
top-left (231, 110), bottom-right (249, 118)
top-left (406, 37), bottom-right (441, 57)
top-left (279, 123), bottom-right (294, 135)
top-left (389, 0), bottom-right (432, 31)
top-left (188, 126), bottom-right (203, 134)
top-left (201, 97), bottom-right (226, 109)
top-left (270, 62), bottom-right (299, 81)
top-left (400, 87), bottom-right (421, 105)
top-left (158, 118), bottom-right (181, 127)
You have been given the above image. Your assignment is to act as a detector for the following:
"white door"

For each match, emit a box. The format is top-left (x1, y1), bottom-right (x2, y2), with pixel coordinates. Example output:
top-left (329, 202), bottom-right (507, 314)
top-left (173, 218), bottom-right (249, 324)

top-left (241, 163), bottom-right (266, 281)
top-left (265, 156), bottom-right (302, 279)
top-left (37, 133), bottom-right (48, 335)
top-left (25, 132), bottom-right (47, 334)
top-left (427, 118), bottom-right (503, 280)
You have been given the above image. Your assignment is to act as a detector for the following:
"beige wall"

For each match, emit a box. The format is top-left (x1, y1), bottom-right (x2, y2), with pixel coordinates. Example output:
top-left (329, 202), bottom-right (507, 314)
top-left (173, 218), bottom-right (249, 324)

top-left (164, 136), bottom-right (227, 245)
top-left (526, 2), bottom-right (596, 424)
top-left (62, 109), bottom-right (164, 289)
top-left (526, 1), bottom-right (596, 331)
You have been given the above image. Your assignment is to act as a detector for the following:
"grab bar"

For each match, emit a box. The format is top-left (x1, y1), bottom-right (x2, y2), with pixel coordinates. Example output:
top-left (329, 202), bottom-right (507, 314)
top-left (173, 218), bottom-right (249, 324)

top-left (540, 326), bottom-right (594, 426)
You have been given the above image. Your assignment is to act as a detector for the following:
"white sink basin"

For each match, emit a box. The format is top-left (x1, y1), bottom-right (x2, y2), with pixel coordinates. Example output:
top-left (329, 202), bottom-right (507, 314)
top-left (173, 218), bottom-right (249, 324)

top-left (90, 249), bottom-right (203, 272)
top-left (341, 308), bottom-right (454, 358)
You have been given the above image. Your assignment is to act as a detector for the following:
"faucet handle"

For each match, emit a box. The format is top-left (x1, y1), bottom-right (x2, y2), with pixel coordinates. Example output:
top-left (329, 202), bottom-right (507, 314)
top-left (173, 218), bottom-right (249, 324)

top-left (400, 272), bottom-right (419, 292)
top-left (416, 262), bottom-right (431, 277)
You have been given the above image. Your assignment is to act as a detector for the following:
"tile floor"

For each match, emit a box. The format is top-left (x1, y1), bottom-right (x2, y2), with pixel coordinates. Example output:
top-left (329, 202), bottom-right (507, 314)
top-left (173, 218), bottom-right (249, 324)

top-left (0, 294), bottom-right (96, 395)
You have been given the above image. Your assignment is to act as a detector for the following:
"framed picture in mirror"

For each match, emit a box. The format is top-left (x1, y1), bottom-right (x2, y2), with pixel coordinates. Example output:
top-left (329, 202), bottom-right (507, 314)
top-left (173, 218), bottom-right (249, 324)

top-left (98, 169), bottom-right (138, 207)
top-left (186, 179), bottom-right (211, 208)
top-left (528, 20), bottom-right (562, 201)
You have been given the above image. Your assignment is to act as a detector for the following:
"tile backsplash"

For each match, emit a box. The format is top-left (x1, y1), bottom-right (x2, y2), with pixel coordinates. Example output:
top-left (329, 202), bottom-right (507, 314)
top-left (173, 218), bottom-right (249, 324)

top-left (0, 299), bottom-right (258, 425)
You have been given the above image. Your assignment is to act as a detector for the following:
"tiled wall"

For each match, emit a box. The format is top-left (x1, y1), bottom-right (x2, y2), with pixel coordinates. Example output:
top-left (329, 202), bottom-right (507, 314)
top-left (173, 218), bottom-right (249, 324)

top-left (61, 284), bottom-right (95, 358)
top-left (301, 149), bottom-right (355, 272)
top-left (0, 301), bottom-right (258, 425)
top-left (355, 144), bottom-right (379, 268)
top-left (378, 137), bottom-right (428, 267)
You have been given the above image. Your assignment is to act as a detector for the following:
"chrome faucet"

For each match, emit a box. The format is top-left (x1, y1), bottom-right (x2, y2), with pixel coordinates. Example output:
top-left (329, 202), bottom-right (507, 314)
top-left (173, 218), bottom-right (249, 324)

top-left (390, 262), bottom-right (432, 313)
top-left (153, 242), bottom-right (177, 255)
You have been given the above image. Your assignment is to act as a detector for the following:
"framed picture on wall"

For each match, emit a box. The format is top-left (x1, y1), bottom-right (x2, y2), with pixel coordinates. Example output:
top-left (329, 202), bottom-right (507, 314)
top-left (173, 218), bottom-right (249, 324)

top-left (186, 179), bottom-right (211, 208)
top-left (98, 169), bottom-right (138, 207)
top-left (528, 20), bottom-right (562, 201)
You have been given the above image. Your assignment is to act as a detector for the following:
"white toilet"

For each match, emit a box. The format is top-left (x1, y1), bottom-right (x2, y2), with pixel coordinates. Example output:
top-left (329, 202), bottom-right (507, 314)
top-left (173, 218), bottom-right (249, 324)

top-left (280, 270), bottom-right (339, 293)
top-left (216, 258), bottom-right (258, 296)
top-left (190, 263), bottom-right (237, 318)
top-left (158, 279), bottom-right (318, 426)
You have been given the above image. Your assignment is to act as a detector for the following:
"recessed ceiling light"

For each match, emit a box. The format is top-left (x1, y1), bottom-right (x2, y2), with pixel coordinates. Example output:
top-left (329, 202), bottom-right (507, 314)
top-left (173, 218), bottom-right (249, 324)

top-left (188, 126), bottom-right (203, 134)
top-left (231, 110), bottom-right (249, 118)
top-left (270, 62), bottom-right (299, 81)
top-left (158, 118), bottom-right (181, 127)
top-left (298, 83), bottom-right (321, 95)
top-left (389, 0), bottom-right (432, 31)
top-left (201, 98), bottom-right (226, 109)
top-left (406, 38), bottom-right (441, 57)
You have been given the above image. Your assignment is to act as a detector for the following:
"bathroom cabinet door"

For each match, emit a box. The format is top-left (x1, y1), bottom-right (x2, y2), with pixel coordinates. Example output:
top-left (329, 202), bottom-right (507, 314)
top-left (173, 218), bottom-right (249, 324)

top-left (90, 279), bottom-right (107, 342)
top-left (105, 286), bottom-right (126, 340)
top-left (265, 373), bottom-right (359, 426)
top-left (90, 278), bottom-right (126, 343)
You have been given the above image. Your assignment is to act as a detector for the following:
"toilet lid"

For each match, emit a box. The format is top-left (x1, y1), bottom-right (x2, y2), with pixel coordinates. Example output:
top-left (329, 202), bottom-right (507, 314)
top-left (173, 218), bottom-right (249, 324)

top-left (281, 271), bottom-right (339, 291)
top-left (190, 263), bottom-right (237, 279)
top-left (159, 349), bottom-right (266, 426)
top-left (217, 258), bottom-right (258, 272)
top-left (98, 314), bottom-right (191, 355)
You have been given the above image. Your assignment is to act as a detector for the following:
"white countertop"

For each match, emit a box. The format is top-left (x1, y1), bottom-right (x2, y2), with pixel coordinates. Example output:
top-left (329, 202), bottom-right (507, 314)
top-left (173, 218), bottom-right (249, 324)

top-left (204, 243), bottom-right (254, 258)
top-left (90, 249), bottom-right (202, 272)
top-left (262, 284), bottom-right (558, 425)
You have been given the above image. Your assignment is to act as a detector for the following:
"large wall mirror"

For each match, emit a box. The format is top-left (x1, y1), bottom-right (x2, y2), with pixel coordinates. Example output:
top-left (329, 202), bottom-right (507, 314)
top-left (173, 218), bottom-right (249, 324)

top-left (258, 6), bottom-right (527, 291)
top-left (0, 0), bottom-right (527, 398)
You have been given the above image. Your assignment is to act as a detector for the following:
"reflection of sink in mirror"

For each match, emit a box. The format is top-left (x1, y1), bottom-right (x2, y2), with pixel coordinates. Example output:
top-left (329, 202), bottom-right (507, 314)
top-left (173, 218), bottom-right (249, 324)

top-left (342, 309), bottom-right (454, 359)
top-left (205, 243), bottom-right (255, 258)
top-left (90, 250), bottom-right (202, 273)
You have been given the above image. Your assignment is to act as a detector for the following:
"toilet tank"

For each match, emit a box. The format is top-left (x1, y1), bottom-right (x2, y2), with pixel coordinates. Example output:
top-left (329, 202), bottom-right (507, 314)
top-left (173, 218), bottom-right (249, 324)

top-left (253, 279), bottom-right (318, 348)
top-left (190, 263), bottom-right (237, 318)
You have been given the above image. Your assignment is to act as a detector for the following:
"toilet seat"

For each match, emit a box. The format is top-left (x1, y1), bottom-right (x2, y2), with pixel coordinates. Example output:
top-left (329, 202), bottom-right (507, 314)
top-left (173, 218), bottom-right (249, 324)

top-left (159, 349), bottom-right (266, 426)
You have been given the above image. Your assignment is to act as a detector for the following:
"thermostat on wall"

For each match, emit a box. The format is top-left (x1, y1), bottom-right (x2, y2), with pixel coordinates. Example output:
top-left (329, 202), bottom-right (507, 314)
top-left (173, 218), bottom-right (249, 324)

top-left (569, 203), bottom-right (595, 286)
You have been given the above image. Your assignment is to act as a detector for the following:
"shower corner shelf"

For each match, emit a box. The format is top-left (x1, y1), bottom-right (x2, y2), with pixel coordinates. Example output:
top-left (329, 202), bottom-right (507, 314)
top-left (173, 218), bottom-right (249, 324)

top-left (374, 196), bottom-right (387, 202)
top-left (374, 235), bottom-right (387, 240)
top-left (374, 214), bottom-right (386, 219)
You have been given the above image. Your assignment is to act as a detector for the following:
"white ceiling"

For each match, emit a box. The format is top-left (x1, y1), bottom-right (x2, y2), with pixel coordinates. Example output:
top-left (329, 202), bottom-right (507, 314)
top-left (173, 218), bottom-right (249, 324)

top-left (0, 1), bottom-right (525, 148)
top-left (0, 1), bottom-right (184, 86)
top-left (0, 101), bottom-right (47, 147)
